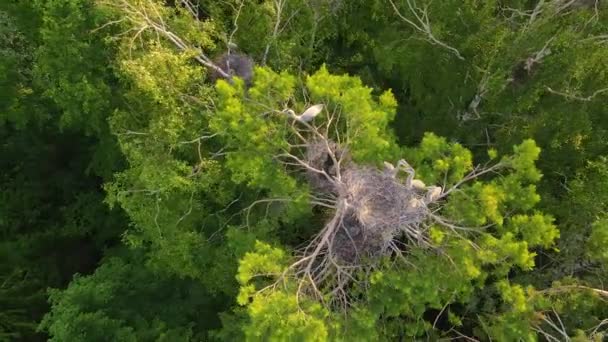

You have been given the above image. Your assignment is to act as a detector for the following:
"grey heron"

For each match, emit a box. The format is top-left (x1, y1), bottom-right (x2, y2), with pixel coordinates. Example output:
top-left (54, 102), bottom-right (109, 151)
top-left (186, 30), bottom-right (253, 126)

top-left (408, 198), bottom-right (423, 209)
top-left (284, 104), bottom-right (324, 123)
top-left (385, 160), bottom-right (425, 190)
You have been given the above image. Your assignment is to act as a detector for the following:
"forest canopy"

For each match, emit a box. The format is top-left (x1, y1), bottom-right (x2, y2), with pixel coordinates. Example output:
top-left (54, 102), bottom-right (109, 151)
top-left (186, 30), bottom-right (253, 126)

top-left (1, 0), bottom-right (608, 341)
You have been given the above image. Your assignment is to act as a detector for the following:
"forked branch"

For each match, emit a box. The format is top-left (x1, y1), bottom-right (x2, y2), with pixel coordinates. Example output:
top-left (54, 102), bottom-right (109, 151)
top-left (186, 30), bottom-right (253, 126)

top-left (387, 0), bottom-right (465, 60)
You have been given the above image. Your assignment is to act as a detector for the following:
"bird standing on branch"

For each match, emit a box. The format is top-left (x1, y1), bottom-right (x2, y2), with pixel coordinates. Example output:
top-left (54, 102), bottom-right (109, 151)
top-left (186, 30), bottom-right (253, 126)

top-left (396, 160), bottom-right (416, 188)
top-left (284, 104), bottom-right (324, 123)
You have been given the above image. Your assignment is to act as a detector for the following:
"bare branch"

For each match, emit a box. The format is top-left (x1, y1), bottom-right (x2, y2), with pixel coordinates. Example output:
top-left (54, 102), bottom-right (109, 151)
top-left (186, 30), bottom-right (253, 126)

top-left (438, 162), bottom-right (506, 200)
top-left (96, 0), bottom-right (232, 79)
top-left (387, 0), bottom-right (464, 60)
top-left (546, 86), bottom-right (608, 102)
top-left (227, 0), bottom-right (245, 54)
top-left (179, 0), bottom-right (199, 19)
top-left (263, 0), bottom-right (286, 65)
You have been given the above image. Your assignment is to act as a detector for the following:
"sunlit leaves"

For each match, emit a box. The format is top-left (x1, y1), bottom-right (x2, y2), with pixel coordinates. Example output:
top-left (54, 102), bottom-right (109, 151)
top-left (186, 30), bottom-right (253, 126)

top-left (405, 132), bottom-right (473, 186)
top-left (245, 291), bottom-right (328, 342)
top-left (588, 218), bottom-right (608, 262)
top-left (306, 65), bottom-right (398, 162)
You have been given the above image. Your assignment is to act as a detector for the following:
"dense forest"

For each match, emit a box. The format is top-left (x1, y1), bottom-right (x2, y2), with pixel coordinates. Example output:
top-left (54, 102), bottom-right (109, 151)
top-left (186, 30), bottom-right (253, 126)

top-left (1, 0), bottom-right (608, 340)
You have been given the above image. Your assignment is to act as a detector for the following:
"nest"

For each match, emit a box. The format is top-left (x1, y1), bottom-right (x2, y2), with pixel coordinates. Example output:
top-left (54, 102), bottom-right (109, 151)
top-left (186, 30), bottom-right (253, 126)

top-left (300, 140), bottom-right (433, 267)
top-left (210, 52), bottom-right (254, 86)
top-left (305, 139), bottom-right (350, 194)
top-left (272, 122), bottom-right (453, 307)
top-left (332, 166), bottom-right (429, 264)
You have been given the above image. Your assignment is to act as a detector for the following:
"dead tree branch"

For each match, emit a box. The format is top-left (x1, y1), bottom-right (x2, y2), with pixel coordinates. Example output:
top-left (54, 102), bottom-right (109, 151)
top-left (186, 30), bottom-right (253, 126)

top-left (387, 0), bottom-right (465, 60)
top-left (263, 0), bottom-right (287, 65)
top-left (97, 0), bottom-right (232, 79)
top-left (546, 86), bottom-right (608, 101)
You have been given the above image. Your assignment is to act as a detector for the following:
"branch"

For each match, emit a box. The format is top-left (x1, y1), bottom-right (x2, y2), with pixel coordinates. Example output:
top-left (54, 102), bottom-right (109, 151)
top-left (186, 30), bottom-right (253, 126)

top-left (179, 0), bottom-right (199, 19)
top-left (227, 0), bottom-right (245, 55)
top-left (387, 0), bottom-right (464, 60)
top-left (438, 161), bottom-right (506, 200)
top-left (263, 0), bottom-right (286, 65)
top-left (546, 86), bottom-right (608, 102)
top-left (538, 285), bottom-right (608, 298)
top-left (97, 0), bottom-right (232, 79)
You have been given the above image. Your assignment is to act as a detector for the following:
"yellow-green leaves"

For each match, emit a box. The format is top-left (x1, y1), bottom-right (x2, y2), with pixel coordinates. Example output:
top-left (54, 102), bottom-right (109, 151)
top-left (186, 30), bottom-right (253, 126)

top-left (236, 242), bottom-right (329, 341)
top-left (588, 218), bottom-right (608, 262)
top-left (507, 214), bottom-right (559, 249)
top-left (406, 132), bottom-right (473, 186)
top-left (248, 67), bottom-right (296, 102)
top-left (508, 139), bottom-right (543, 182)
top-left (237, 241), bottom-right (286, 286)
top-left (306, 65), bottom-right (398, 162)
top-left (244, 292), bottom-right (329, 342)
top-left (496, 281), bottom-right (534, 314)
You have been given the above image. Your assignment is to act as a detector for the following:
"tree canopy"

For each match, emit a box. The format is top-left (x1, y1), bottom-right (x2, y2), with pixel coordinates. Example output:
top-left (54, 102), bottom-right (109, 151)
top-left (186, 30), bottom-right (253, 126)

top-left (1, 0), bottom-right (607, 341)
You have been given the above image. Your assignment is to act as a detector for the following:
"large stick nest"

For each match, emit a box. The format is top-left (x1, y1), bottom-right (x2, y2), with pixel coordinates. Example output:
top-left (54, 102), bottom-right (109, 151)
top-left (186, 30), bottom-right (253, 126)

top-left (333, 166), bottom-right (429, 263)
top-left (282, 134), bottom-right (442, 307)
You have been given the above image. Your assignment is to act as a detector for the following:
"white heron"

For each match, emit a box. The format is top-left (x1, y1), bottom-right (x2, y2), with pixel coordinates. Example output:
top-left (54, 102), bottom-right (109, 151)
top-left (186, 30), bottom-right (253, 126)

top-left (424, 186), bottom-right (442, 203)
top-left (284, 104), bottom-right (324, 123)
top-left (408, 198), bottom-right (423, 209)
top-left (411, 179), bottom-right (426, 191)
top-left (383, 161), bottom-right (397, 178)
top-left (396, 159), bottom-right (416, 188)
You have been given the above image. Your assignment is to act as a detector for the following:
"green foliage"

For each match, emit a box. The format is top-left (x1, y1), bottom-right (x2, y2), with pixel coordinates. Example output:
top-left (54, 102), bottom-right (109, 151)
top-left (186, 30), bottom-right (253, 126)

top-left (39, 254), bottom-right (225, 341)
top-left (588, 218), bottom-right (608, 262)
top-left (244, 292), bottom-right (328, 342)
top-left (2, 0), bottom-right (608, 340)
top-left (33, 0), bottom-right (118, 135)
top-left (0, 10), bottom-right (33, 127)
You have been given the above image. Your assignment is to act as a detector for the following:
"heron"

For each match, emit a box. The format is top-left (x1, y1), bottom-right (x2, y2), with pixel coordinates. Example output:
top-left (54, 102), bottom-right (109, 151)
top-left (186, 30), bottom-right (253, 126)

top-left (424, 186), bottom-right (442, 203)
top-left (408, 198), bottom-right (423, 209)
top-left (396, 159), bottom-right (416, 188)
top-left (383, 161), bottom-right (397, 178)
top-left (411, 179), bottom-right (426, 191)
top-left (284, 104), bottom-right (324, 123)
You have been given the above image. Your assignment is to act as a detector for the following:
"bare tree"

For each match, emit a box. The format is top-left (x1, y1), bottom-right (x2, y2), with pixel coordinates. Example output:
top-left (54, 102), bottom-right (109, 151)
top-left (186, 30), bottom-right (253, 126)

top-left (502, 0), bottom-right (601, 29)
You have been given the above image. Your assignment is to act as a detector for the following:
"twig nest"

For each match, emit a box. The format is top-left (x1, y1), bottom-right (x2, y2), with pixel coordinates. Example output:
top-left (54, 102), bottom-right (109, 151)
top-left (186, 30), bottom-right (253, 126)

top-left (210, 52), bottom-right (254, 86)
top-left (331, 166), bottom-right (429, 264)
top-left (305, 140), bottom-right (349, 193)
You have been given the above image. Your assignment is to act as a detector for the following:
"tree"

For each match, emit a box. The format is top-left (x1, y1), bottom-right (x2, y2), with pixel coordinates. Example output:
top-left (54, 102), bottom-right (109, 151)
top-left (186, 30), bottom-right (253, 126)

top-left (39, 251), bottom-right (227, 342)
top-left (3, 0), bottom-right (608, 340)
top-left (0, 1), bottom-right (126, 339)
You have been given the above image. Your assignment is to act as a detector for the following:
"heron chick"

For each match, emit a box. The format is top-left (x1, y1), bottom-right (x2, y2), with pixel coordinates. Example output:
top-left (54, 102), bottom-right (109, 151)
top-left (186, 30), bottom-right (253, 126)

top-left (383, 161), bottom-right (397, 178)
top-left (411, 179), bottom-right (426, 191)
top-left (284, 104), bottom-right (324, 123)
top-left (424, 186), bottom-right (442, 203)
